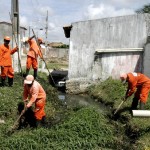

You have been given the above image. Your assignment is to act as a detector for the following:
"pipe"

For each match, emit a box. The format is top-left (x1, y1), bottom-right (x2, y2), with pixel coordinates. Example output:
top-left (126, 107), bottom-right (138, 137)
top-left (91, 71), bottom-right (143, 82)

top-left (132, 110), bottom-right (150, 117)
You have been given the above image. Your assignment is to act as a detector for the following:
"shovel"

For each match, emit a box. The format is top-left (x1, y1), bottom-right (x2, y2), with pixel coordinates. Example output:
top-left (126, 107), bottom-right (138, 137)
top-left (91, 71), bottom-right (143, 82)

top-left (7, 109), bottom-right (25, 134)
top-left (114, 98), bottom-right (127, 115)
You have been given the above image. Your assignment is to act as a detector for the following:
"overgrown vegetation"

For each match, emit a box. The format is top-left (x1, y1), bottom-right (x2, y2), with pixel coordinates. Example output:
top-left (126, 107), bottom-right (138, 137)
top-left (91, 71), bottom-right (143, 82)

top-left (1, 75), bottom-right (150, 149)
top-left (136, 3), bottom-right (150, 14)
top-left (88, 77), bottom-right (150, 150)
top-left (52, 44), bottom-right (69, 48)
top-left (0, 73), bottom-right (117, 150)
top-left (39, 57), bottom-right (68, 70)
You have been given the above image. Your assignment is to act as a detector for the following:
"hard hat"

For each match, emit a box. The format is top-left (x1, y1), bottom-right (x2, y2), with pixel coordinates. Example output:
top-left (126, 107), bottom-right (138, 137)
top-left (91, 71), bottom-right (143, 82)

top-left (38, 38), bottom-right (43, 43)
top-left (24, 75), bottom-right (34, 84)
top-left (4, 36), bottom-right (10, 41)
top-left (120, 73), bottom-right (127, 83)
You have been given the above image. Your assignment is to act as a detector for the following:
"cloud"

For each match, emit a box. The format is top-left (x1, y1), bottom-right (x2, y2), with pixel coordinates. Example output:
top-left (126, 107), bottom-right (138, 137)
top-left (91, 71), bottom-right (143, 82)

top-left (84, 3), bottom-right (135, 20)
top-left (48, 22), bottom-right (55, 30)
top-left (20, 15), bottom-right (29, 27)
top-left (36, 6), bottom-right (54, 16)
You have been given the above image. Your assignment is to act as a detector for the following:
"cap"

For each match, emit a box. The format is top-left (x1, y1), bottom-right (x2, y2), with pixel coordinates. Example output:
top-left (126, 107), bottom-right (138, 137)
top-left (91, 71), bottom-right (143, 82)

top-left (38, 38), bottom-right (43, 43)
top-left (24, 75), bottom-right (34, 84)
top-left (120, 73), bottom-right (127, 83)
top-left (4, 36), bottom-right (10, 41)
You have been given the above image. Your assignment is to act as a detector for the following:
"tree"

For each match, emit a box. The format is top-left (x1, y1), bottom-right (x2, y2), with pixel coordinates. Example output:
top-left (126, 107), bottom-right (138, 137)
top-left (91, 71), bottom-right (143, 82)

top-left (136, 3), bottom-right (150, 13)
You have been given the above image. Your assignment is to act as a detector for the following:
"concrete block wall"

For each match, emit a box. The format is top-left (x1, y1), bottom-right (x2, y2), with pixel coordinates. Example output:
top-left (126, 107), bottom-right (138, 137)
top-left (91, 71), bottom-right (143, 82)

top-left (68, 14), bottom-right (150, 81)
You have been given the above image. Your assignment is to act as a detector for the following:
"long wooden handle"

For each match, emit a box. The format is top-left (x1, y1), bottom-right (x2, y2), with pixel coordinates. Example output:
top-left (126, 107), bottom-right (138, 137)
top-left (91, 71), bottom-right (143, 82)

top-left (11, 109), bottom-right (25, 130)
top-left (114, 100), bottom-right (125, 115)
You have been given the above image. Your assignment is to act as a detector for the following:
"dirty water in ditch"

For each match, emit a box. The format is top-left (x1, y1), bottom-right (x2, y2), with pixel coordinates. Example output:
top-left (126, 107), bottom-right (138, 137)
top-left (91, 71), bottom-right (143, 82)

top-left (58, 92), bottom-right (108, 113)
top-left (56, 92), bottom-right (140, 150)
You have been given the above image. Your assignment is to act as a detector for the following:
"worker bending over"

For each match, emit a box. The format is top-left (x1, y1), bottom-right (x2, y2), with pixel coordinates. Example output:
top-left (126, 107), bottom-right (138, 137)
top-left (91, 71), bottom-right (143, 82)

top-left (120, 72), bottom-right (150, 110)
top-left (23, 75), bottom-right (46, 126)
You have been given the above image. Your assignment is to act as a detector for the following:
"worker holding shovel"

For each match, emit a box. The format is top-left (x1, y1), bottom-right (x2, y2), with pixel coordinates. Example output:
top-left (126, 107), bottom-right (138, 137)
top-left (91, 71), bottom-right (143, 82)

top-left (23, 74), bottom-right (46, 126)
top-left (120, 72), bottom-right (150, 110)
top-left (25, 37), bottom-right (43, 79)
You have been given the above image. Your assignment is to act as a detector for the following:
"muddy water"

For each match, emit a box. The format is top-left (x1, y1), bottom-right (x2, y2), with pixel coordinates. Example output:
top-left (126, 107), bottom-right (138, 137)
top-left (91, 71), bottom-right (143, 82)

top-left (58, 92), bottom-right (108, 114)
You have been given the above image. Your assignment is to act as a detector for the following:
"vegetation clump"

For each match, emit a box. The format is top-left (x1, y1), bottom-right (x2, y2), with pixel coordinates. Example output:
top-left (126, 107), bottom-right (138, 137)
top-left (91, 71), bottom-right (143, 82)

top-left (0, 73), bottom-right (116, 149)
top-left (1, 74), bottom-right (150, 149)
top-left (88, 77), bottom-right (150, 150)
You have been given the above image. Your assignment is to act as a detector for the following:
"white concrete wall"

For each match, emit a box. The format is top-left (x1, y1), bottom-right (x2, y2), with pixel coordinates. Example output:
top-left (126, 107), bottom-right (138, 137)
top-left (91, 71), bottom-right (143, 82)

top-left (47, 47), bottom-right (68, 59)
top-left (68, 14), bottom-right (150, 81)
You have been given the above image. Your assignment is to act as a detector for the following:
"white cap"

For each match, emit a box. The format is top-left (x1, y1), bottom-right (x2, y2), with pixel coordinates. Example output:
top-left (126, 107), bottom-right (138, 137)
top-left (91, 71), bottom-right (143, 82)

top-left (24, 75), bottom-right (34, 84)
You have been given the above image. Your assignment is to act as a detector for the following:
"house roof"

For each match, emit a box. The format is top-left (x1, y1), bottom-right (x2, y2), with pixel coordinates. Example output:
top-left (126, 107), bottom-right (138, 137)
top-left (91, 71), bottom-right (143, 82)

top-left (0, 21), bottom-right (27, 30)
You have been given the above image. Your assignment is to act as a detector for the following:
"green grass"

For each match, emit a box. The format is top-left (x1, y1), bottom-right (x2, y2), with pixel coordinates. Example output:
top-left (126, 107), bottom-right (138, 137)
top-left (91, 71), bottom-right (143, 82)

top-left (1, 74), bottom-right (150, 149)
top-left (39, 59), bottom-right (68, 70)
top-left (0, 73), bottom-right (118, 150)
top-left (88, 77), bottom-right (150, 150)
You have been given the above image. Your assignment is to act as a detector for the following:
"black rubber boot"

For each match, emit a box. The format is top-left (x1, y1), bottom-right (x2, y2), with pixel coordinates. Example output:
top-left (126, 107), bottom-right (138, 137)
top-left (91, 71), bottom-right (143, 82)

top-left (8, 77), bottom-right (13, 87)
top-left (26, 69), bottom-right (30, 77)
top-left (41, 116), bottom-right (46, 124)
top-left (139, 101), bottom-right (145, 110)
top-left (34, 69), bottom-right (37, 79)
top-left (1, 78), bottom-right (5, 86)
top-left (36, 116), bottom-right (46, 127)
top-left (131, 97), bottom-right (139, 110)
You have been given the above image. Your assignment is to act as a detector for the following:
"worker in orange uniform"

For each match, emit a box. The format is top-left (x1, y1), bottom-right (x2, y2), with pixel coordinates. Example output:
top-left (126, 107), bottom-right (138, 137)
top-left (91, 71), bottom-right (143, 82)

top-left (0, 36), bottom-right (18, 86)
top-left (120, 72), bottom-right (150, 110)
top-left (23, 74), bottom-right (46, 126)
top-left (26, 37), bottom-right (43, 79)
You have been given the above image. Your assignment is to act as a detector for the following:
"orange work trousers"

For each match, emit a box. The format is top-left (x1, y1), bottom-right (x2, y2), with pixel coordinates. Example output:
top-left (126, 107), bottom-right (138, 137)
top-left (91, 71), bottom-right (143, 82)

top-left (26, 56), bottom-right (38, 70)
top-left (135, 85), bottom-right (150, 103)
top-left (1, 66), bottom-right (14, 79)
top-left (34, 98), bottom-right (46, 120)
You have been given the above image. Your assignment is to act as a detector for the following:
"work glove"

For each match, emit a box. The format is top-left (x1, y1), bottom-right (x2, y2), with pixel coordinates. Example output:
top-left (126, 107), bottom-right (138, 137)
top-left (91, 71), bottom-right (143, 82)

top-left (16, 46), bottom-right (19, 51)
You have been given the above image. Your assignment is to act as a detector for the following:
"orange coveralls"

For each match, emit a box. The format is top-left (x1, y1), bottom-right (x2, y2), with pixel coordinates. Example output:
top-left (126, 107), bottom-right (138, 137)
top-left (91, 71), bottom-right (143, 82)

top-left (23, 80), bottom-right (46, 120)
top-left (26, 39), bottom-right (42, 70)
top-left (126, 72), bottom-right (150, 103)
top-left (0, 44), bottom-right (18, 78)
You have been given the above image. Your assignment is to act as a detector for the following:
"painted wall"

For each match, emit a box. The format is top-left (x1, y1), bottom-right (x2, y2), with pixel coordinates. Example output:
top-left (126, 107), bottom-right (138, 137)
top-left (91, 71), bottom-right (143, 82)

top-left (47, 47), bottom-right (68, 59)
top-left (68, 14), bottom-right (150, 81)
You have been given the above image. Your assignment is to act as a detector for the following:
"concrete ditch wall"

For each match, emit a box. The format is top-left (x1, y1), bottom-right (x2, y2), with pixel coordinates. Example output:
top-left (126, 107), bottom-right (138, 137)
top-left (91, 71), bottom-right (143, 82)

top-left (66, 14), bottom-right (150, 94)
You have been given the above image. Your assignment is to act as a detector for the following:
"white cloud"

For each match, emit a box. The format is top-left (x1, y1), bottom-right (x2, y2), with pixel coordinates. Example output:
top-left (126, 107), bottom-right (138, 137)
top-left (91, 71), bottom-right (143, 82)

top-left (48, 22), bottom-right (55, 30)
top-left (20, 15), bottom-right (29, 27)
top-left (84, 3), bottom-right (135, 20)
top-left (36, 6), bottom-right (54, 16)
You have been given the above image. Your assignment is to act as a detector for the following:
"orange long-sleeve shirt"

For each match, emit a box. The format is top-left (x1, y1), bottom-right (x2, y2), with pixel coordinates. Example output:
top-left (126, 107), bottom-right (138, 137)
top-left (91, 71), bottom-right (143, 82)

top-left (126, 72), bottom-right (150, 97)
top-left (27, 39), bottom-right (42, 59)
top-left (23, 80), bottom-right (46, 107)
top-left (0, 44), bottom-right (18, 66)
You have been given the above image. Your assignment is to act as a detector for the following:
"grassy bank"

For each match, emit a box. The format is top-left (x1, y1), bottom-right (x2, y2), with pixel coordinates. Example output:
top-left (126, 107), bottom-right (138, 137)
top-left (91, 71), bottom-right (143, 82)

top-left (1, 74), bottom-right (150, 149)
top-left (88, 78), bottom-right (150, 150)
top-left (0, 73), bottom-right (117, 150)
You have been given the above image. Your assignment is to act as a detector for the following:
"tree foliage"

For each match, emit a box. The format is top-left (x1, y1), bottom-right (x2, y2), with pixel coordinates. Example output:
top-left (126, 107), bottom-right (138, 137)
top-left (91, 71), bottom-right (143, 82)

top-left (136, 3), bottom-right (150, 13)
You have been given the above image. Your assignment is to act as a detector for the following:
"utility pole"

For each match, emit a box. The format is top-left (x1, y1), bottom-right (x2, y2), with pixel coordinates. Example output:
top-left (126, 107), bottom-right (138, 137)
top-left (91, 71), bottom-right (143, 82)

top-left (42, 10), bottom-right (48, 70)
top-left (29, 26), bottom-right (31, 37)
top-left (45, 10), bottom-right (48, 55)
top-left (11, 0), bottom-right (20, 72)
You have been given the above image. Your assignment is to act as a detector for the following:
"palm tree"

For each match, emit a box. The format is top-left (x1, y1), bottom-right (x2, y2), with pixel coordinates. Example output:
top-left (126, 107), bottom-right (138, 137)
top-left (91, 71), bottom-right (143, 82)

top-left (136, 3), bottom-right (150, 13)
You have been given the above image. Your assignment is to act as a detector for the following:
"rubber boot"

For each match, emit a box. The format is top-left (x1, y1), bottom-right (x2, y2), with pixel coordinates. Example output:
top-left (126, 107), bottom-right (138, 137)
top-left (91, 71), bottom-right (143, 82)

top-left (41, 116), bottom-right (46, 124)
top-left (1, 78), bottom-right (5, 86)
top-left (26, 69), bottom-right (30, 77)
top-left (131, 97), bottom-right (139, 110)
top-left (34, 69), bottom-right (37, 79)
top-left (139, 101), bottom-right (145, 110)
top-left (8, 77), bottom-right (13, 87)
top-left (36, 119), bottom-right (41, 127)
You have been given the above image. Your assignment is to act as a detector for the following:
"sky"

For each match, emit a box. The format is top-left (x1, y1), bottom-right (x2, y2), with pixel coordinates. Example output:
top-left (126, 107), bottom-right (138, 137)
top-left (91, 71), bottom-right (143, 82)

top-left (0, 0), bottom-right (149, 44)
